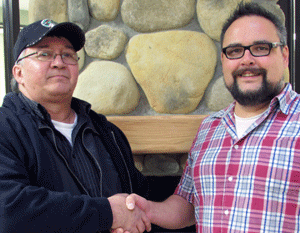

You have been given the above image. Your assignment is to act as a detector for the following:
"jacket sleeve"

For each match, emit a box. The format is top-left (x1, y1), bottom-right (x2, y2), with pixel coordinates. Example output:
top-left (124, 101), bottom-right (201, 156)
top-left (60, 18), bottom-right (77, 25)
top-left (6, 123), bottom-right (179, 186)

top-left (0, 111), bottom-right (113, 233)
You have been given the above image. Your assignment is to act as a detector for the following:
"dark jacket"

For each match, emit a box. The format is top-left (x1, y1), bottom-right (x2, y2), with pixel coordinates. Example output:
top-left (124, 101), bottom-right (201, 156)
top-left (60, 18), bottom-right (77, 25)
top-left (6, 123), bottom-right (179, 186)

top-left (0, 92), bottom-right (148, 233)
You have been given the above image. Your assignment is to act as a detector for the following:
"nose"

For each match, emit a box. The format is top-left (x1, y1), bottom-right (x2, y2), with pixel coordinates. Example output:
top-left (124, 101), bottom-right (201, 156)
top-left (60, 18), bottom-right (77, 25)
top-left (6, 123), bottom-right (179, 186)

top-left (240, 49), bottom-right (255, 66)
top-left (51, 54), bottom-right (66, 68)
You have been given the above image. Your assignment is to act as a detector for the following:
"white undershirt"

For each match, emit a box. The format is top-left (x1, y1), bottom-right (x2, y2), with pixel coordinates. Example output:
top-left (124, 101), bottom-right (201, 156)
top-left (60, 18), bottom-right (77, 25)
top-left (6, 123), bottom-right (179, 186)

top-left (52, 113), bottom-right (78, 146)
top-left (234, 111), bottom-right (266, 139)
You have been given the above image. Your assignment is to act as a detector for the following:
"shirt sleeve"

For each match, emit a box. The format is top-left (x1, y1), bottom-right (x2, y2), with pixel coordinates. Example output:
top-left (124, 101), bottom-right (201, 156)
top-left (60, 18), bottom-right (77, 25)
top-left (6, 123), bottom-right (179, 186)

top-left (174, 152), bottom-right (195, 205)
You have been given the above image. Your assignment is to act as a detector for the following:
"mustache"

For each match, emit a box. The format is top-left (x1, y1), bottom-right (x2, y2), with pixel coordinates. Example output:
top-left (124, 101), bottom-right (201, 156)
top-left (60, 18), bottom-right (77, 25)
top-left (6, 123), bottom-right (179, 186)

top-left (232, 68), bottom-right (267, 78)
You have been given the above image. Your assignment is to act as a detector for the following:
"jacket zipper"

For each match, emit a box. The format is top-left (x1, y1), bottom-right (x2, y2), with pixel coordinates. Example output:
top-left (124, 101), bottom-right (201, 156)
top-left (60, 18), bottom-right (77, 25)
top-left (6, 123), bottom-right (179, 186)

top-left (45, 126), bottom-right (132, 196)
top-left (111, 131), bottom-right (133, 193)
top-left (48, 126), bottom-right (91, 196)
top-left (81, 127), bottom-right (103, 197)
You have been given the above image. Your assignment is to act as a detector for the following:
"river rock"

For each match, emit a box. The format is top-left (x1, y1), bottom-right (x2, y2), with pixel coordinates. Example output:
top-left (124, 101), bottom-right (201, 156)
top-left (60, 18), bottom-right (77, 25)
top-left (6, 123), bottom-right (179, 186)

top-left (144, 155), bottom-right (180, 176)
top-left (197, 0), bottom-right (285, 42)
top-left (28, 0), bottom-right (68, 23)
top-left (126, 30), bottom-right (217, 114)
top-left (206, 76), bottom-right (234, 111)
top-left (133, 155), bottom-right (145, 172)
top-left (121, 0), bottom-right (196, 32)
top-left (74, 61), bottom-right (140, 115)
top-left (253, 1), bottom-right (285, 24)
top-left (85, 25), bottom-right (127, 60)
top-left (88, 0), bottom-right (120, 21)
top-left (77, 48), bottom-right (85, 71)
top-left (68, 0), bottom-right (90, 31)
top-left (196, 0), bottom-right (249, 41)
top-left (284, 68), bottom-right (289, 83)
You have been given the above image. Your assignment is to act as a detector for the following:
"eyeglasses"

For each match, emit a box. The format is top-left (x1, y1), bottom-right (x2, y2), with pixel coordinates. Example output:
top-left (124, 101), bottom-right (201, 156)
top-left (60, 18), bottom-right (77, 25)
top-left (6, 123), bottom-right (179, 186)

top-left (16, 50), bottom-right (80, 65)
top-left (222, 42), bottom-right (283, 60)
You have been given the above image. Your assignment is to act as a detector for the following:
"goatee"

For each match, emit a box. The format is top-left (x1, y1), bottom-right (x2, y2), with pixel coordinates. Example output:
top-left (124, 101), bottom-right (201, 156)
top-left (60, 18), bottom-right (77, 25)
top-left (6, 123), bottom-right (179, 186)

top-left (226, 68), bottom-right (284, 106)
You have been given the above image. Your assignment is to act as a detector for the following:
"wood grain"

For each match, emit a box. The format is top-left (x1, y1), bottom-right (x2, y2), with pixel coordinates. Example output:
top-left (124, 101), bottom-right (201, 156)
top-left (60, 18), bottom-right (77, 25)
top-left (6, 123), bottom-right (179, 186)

top-left (107, 115), bottom-right (207, 154)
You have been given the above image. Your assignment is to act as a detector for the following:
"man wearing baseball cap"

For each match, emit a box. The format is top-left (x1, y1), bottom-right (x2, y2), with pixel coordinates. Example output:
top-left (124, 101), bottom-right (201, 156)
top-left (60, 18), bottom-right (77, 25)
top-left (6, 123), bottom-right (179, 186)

top-left (0, 19), bottom-right (151, 233)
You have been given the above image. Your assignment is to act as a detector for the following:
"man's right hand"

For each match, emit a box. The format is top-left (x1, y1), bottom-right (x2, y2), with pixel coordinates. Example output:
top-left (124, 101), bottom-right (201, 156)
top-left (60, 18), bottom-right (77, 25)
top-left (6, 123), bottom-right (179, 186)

top-left (125, 194), bottom-right (151, 220)
top-left (124, 193), bottom-right (195, 231)
top-left (108, 194), bottom-right (151, 233)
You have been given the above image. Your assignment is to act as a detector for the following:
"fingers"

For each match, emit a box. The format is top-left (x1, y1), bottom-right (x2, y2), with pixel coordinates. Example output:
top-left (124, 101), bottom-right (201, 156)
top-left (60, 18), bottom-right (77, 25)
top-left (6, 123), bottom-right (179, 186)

top-left (142, 211), bottom-right (151, 232)
top-left (130, 206), bottom-right (150, 233)
top-left (125, 194), bottom-right (152, 231)
top-left (125, 194), bottom-right (152, 232)
top-left (122, 203), bottom-right (151, 233)
top-left (126, 194), bottom-right (136, 210)
top-left (111, 228), bottom-right (124, 233)
top-left (126, 194), bottom-right (146, 211)
top-left (136, 219), bottom-right (146, 233)
top-left (126, 194), bottom-right (150, 219)
top-left (109, 193), bottom-right (151, 233)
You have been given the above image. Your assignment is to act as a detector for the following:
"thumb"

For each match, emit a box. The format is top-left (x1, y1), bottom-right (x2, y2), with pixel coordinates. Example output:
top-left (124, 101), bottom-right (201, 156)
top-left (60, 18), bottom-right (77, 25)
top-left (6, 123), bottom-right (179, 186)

top-left (126, 194), bottom-right (136, 210)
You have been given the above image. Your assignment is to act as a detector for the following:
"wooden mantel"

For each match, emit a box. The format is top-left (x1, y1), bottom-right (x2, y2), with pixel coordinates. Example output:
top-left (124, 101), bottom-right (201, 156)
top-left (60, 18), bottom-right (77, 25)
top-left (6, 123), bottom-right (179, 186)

top-left (107, 115), bottom-right (207, 154)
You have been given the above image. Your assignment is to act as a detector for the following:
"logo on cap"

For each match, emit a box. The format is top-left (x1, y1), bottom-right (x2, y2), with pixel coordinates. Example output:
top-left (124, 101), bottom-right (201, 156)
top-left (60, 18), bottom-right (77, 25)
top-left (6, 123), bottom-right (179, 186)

top-left (41, 19), bottom-right (57, 28)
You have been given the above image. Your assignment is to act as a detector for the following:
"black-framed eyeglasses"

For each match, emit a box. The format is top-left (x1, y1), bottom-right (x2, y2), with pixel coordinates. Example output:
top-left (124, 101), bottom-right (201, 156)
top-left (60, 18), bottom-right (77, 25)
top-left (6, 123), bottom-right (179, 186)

top-left (222, 42), bottom-right (284, 60)
top-left (16, 50), bottom-right (80, 65)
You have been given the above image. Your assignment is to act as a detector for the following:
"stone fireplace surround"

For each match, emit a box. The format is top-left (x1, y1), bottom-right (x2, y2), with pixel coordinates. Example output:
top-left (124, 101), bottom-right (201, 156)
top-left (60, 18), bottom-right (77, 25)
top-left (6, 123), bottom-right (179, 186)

top-left (28, 0), bottom-right (287, 178)
top-left (26, 1), bottom-right (287, 231)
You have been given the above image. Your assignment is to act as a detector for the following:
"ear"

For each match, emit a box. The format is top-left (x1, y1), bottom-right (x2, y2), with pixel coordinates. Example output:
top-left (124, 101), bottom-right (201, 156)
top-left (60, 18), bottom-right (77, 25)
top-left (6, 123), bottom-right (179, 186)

top-left (282, 45), bottom-right (289, 69)
top-left (12, 64), bottom-right (24, 85)
top-left (221, 51), bottom-right (225, 63)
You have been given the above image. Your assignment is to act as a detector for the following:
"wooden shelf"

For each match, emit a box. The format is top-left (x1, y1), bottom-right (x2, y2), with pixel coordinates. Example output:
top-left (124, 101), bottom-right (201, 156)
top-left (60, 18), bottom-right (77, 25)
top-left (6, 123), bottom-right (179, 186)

top-left (107, 115), bottom-right (207, 154)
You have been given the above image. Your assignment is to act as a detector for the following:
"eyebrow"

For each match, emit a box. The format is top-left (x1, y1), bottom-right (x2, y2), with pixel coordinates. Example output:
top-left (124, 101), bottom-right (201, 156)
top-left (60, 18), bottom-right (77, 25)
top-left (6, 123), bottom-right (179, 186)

top-left (224, 40), bottom-right (272, 48)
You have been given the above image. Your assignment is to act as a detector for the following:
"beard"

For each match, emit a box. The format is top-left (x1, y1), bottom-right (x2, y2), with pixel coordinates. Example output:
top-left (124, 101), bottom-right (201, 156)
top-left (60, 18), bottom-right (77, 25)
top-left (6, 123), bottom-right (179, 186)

top-left (226, 68), bottom-right (284, 107)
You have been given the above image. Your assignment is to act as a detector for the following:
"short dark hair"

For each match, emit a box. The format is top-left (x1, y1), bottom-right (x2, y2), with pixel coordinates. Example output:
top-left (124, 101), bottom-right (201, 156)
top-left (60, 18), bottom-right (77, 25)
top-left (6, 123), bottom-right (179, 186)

top-left (220, 2), bottom-right (287, 47)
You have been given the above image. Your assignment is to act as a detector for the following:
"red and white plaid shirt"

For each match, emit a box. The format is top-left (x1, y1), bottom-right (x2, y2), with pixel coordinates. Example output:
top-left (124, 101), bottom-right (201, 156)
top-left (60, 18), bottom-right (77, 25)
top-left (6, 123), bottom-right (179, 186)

top-left (175, 83), bottom-right (300, 232)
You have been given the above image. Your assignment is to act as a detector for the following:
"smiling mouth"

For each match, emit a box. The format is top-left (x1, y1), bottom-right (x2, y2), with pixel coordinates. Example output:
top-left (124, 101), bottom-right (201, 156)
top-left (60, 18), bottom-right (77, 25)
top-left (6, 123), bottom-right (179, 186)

top-left (233, 68), bottom-right (266, 79)
top-left (240, 72), bottom-right (260, 77)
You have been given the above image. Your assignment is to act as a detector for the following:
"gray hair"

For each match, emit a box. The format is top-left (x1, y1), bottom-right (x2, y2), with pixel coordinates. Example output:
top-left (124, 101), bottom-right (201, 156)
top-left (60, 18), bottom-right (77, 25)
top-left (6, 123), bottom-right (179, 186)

top-left (220, 2), bottom-right (287, 47)
top-left (11, 49), bottom-right (26, 93)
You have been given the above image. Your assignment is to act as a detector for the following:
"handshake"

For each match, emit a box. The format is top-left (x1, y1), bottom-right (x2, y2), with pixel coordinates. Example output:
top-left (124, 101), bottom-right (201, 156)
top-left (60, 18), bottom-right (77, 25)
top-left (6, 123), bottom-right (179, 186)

top-left (108, 193), bottom-right (152, 233)
top-left (108, 193), bottom-right (195, 233)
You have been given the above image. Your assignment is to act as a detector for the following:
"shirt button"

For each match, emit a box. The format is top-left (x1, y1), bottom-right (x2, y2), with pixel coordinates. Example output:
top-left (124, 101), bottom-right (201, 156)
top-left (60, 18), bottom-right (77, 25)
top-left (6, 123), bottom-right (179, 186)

top-left (234, 145), bottom-right (239, 150)
top-left (225, 210), bottom-right (229, 215)
top-left (228, 176), bottom-right (233, 182)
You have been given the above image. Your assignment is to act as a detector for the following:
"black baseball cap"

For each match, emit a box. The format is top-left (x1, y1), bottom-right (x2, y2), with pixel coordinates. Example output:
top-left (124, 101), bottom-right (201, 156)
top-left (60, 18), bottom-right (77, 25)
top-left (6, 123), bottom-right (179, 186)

top-left (13, 19), bottom-right (85, 62)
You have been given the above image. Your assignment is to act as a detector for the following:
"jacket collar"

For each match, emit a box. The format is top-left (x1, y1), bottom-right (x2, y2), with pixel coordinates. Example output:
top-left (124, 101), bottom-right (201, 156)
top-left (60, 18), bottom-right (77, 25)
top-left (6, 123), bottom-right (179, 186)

top-left (2, 92), bottom-right (100, 127)
top-left (17, 92), bottom-right (93, 123)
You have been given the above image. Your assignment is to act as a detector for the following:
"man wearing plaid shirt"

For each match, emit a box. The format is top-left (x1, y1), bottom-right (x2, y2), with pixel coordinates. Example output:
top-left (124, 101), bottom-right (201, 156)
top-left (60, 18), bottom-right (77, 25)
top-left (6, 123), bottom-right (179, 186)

top-left (123, 2), bottom-right (299, 233)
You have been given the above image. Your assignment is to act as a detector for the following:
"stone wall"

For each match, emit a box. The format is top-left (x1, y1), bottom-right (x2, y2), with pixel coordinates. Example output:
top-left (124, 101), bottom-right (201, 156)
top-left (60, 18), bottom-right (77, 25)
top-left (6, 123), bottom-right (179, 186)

top-left (28, 0), bottom-right (287, 176)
